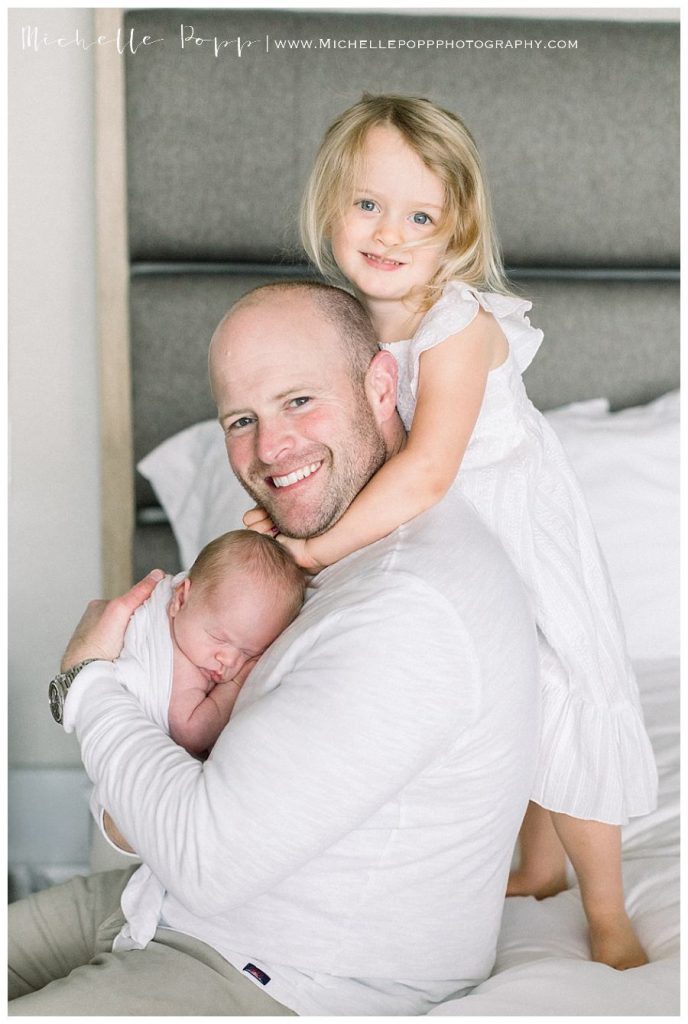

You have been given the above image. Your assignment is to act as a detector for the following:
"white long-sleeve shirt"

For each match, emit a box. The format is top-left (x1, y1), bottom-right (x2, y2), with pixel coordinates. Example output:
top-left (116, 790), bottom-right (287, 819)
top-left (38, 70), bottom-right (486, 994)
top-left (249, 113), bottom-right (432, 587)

top-left (65, 494), bottom-right (539, 1016)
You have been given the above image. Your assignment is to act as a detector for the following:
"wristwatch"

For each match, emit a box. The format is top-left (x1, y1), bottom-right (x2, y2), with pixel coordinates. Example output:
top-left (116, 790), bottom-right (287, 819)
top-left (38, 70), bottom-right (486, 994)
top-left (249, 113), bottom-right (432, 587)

top-left (48, 659), bottom-right (99, 724)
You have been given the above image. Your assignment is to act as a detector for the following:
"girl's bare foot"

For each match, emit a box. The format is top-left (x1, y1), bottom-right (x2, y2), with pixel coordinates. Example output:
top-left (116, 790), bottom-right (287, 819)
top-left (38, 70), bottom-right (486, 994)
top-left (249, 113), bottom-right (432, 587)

top-left (508, 802), bottom-right (569, 899)
top-left (588, 911), bottom-right (649, 970)
top-left (506, 865), bottom-right (569, 900)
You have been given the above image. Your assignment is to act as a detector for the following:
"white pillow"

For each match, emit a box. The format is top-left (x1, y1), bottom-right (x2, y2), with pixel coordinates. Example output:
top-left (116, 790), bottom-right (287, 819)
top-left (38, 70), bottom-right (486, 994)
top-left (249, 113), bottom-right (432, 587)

top-left (544, 391), bottom-right (679, 660)
top-left (139, 392), bottom-right (679, 659)
top-left (138, 420), bottom-right (252, 570)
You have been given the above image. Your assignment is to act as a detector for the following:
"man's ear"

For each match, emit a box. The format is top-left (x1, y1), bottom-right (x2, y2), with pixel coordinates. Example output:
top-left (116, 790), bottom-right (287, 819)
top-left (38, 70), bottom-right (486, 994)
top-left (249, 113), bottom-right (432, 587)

top-left (169, 577), bottom-right (191, 618)
top-left (364, 350), bottom-right (398, 426)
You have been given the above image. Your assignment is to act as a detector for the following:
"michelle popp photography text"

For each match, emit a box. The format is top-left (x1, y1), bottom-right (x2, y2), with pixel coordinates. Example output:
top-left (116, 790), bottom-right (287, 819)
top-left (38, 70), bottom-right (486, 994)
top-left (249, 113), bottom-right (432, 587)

top-left (20, 22), bottom-right (579, 58)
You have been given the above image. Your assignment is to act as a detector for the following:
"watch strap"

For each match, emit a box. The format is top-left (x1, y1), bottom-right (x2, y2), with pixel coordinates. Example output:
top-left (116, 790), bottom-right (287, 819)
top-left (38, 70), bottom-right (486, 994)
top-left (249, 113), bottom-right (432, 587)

top-left (48, 658), bottom-right (99, 724)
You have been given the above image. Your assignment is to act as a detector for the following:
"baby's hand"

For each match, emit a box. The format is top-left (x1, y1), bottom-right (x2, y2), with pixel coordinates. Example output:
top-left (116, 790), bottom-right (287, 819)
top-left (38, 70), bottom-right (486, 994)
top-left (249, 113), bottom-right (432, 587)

top-left (276, 536), bottom-right (324, 574)
top-left (243, 506), bottom-right (279, 537)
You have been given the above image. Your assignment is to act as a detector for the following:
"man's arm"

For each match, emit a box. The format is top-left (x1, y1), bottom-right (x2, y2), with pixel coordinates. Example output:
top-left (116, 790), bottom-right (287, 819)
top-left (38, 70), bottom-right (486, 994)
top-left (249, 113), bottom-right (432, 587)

top-left (66, 573), bottom-right (477, 918)
top-left (61, 570), bottom-right (165, 854)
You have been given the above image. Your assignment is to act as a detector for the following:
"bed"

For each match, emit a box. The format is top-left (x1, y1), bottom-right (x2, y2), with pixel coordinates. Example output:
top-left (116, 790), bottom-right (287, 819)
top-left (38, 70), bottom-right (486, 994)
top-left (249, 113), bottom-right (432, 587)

top-left (94, 7), bottom-right (679, 1016)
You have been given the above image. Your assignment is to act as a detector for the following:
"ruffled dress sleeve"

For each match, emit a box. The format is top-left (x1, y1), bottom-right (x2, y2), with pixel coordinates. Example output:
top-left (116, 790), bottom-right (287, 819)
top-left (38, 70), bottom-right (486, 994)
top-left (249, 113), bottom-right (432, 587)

top-left (406, 280), bottom-right (544, 404)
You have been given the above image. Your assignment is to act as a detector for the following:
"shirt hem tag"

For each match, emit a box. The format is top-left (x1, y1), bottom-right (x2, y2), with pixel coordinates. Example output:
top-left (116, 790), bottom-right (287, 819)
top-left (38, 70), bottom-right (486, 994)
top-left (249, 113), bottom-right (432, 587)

top-left (243, 962), bottom-right (271, 986)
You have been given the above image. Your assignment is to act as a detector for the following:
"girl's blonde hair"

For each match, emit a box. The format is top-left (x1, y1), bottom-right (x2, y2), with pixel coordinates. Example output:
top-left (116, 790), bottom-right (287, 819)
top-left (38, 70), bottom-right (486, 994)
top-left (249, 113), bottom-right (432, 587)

top-left (300, 94), bottom-right (514, 307)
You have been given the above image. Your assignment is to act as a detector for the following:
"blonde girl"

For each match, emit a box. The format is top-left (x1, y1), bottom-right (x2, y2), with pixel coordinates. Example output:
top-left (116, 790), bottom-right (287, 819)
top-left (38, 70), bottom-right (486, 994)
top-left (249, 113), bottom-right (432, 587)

top-left (245, 94), bottom-right (657, 970)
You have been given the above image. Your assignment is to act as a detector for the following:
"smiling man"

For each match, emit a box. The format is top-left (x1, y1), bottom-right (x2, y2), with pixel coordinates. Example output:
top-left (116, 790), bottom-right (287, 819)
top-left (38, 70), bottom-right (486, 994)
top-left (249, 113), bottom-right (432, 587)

top-left (210, 284), bottom-right (390, 539)
top-left (9, 282), bottom-right (539, 1017)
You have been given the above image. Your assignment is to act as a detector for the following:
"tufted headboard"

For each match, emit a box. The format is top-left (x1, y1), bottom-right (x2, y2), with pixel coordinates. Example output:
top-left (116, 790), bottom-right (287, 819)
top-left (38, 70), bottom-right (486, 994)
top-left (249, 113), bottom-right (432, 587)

top-left (94, 9), bottom-right (679, 589)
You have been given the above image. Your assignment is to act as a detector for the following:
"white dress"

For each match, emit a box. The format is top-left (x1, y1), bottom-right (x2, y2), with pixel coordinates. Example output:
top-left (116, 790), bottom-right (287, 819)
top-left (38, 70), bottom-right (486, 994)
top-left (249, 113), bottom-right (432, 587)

top-left (381, 280), bottom-right (657, 825)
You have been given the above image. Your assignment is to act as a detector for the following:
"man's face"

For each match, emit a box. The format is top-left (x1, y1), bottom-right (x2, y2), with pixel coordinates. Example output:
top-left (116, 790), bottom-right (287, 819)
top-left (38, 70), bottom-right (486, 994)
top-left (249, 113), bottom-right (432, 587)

top-left (211, 295), bottom-right (387, 538)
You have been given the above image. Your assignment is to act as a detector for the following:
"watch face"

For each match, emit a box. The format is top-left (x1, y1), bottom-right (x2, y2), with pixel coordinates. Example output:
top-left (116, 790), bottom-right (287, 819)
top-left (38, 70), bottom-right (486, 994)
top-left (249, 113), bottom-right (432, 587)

top-left (48, 681), bottom-right (63, 724)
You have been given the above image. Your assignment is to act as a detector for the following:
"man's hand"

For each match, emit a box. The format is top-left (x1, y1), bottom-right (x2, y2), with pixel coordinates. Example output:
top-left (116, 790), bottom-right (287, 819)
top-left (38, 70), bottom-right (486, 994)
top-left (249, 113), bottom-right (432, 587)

top-left (61, 570), bottom-right (166, 672)
top-left (103, 810), bottom-right (136, 854)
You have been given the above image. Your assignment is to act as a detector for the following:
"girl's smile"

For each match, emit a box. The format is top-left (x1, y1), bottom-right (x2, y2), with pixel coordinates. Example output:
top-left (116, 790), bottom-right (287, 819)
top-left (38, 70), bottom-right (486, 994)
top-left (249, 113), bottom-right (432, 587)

top-left (361, 251), bottom-right (407, 270)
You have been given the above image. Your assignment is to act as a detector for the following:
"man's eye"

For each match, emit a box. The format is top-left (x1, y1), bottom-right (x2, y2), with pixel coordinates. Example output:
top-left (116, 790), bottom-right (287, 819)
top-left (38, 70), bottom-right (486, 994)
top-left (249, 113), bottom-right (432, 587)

top-left (411, 212), bottom-right (432, 225)
top-left (356, 199), bottom-right (377, 213)
top-left (227, 416), bottom-right (254, 431)
top-left (289, 396), bottom-right (310, 408)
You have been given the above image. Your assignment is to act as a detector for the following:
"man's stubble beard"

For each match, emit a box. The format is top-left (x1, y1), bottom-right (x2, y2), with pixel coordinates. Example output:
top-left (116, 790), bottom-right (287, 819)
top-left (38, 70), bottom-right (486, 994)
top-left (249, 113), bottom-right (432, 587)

top-left (233, 399), bottom-right (388, 540)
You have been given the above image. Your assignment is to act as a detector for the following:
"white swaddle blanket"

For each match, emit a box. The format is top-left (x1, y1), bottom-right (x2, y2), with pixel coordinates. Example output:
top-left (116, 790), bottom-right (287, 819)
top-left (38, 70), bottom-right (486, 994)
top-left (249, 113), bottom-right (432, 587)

top-left (108, 572), bottom-right (186, 951)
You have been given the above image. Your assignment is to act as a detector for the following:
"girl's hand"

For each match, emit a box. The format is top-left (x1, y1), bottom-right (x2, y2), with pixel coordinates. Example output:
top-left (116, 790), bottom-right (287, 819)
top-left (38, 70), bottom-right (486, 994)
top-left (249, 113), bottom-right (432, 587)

top-left (276, 536), bottom-right (325, 574)
top-left (243, 505), bottom-right (324, 571)
top-left (243, 506), bottom-right (279, 537)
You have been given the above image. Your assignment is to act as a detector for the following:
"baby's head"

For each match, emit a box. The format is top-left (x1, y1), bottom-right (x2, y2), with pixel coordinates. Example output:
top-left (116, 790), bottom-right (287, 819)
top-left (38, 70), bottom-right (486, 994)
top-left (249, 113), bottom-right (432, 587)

top-left (169, 530), bottom-right (305, 684)
top-left (301, 93), bottom-right (507, 303)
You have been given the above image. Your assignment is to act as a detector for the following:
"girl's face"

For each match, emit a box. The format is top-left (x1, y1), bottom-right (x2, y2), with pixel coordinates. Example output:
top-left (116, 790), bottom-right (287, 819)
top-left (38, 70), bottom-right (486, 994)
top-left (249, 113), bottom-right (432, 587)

top-left (330, 125), bottom-right (447, 313)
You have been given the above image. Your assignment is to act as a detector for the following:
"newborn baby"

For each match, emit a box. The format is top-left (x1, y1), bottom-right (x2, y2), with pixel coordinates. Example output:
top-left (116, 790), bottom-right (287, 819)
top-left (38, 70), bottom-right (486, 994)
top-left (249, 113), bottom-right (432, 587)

top-left (106, 530), bottom-right (305, 951)
top-left (114, 529), bottom-right (306, 757)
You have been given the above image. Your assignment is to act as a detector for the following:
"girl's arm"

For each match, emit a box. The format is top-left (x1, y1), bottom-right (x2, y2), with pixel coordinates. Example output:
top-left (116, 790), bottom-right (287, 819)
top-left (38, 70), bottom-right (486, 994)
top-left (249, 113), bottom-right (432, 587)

top-left (282, 309), bottom-right (506, 570)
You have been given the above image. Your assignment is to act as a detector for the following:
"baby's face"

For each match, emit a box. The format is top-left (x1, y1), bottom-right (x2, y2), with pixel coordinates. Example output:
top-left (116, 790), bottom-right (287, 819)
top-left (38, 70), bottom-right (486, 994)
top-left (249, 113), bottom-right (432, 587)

top-left (169, 570), bottom-right (297, 684)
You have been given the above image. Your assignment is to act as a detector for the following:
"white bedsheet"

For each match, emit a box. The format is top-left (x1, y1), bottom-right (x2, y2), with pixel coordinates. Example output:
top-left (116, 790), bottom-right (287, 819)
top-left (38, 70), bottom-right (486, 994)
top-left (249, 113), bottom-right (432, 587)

top-left (430, 658), bottom-right (680, 1016)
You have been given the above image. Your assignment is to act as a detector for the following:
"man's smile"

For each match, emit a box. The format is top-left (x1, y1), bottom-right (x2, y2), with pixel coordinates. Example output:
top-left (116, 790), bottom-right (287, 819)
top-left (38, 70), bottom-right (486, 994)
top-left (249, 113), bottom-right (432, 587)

top-left (268, 460), bottom-right (323, 489)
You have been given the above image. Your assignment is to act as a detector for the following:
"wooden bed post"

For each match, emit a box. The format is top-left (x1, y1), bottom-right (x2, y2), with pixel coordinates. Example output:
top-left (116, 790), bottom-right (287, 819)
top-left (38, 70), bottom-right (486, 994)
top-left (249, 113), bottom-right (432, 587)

top-left (94, 8), bottom-right (134, 596)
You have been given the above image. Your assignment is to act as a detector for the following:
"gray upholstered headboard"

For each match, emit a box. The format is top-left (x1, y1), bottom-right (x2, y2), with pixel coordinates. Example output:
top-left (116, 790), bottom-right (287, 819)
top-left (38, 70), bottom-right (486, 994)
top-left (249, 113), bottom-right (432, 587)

top-left (119, 9), bottom-right (679, 580)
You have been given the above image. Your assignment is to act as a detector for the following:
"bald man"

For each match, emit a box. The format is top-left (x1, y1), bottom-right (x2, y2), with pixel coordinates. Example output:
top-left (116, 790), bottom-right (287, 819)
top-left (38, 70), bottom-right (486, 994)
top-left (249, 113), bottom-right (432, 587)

top-left (9, 283), bottom-right (539, 1016)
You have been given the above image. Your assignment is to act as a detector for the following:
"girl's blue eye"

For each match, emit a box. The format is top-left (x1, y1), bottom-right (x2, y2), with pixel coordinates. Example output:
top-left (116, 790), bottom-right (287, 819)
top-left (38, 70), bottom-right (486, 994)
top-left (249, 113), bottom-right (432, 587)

top-left (357, 200), bottom-right (377, 212)
top-left (411, 212), bottom-right (432, 225)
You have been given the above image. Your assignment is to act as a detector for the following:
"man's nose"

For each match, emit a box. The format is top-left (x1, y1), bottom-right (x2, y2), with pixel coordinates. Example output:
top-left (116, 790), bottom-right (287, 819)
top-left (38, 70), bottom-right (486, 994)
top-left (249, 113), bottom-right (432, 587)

top-left (255, 417), bottom-right (296, 466)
